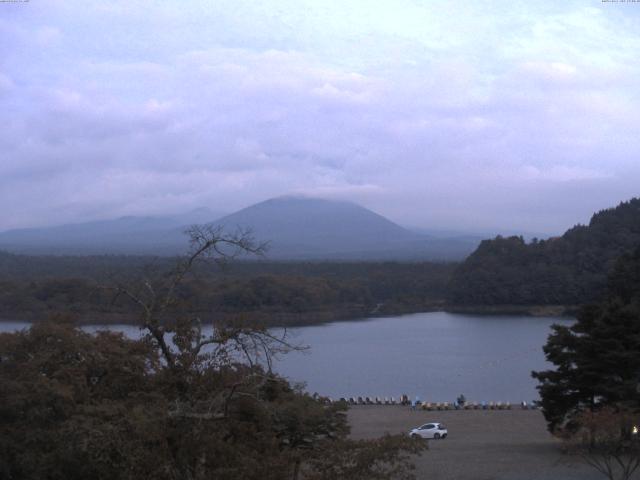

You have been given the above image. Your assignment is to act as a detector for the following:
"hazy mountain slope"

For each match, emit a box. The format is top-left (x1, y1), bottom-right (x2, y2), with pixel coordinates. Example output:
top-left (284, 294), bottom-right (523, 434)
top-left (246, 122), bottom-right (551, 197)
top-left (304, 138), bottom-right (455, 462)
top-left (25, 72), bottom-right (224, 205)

top-left (0, 208), bottom-right (222, 255)
top-left (0, 197), bottom-right (480, 260)
top-left (448, 197), bottom-right (640, 306)
top-left (212, 196), bottom-right (479, 259)
top-left (214, 196), bottom-right (422, 258)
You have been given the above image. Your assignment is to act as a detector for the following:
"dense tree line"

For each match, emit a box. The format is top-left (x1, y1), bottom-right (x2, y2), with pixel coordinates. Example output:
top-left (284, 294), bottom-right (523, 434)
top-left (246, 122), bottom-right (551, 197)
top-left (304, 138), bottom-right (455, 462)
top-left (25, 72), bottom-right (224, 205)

top-left (0, 257), bottom-right (454, 326)
top-left (449, 198), bottom-right (640, 306)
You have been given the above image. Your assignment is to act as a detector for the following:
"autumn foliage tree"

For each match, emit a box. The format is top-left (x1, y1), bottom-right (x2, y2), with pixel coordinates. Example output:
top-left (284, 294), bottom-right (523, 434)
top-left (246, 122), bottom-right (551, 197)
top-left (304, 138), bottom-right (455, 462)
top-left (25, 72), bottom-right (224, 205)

top-left (0, 226), bottom-right (425, 479)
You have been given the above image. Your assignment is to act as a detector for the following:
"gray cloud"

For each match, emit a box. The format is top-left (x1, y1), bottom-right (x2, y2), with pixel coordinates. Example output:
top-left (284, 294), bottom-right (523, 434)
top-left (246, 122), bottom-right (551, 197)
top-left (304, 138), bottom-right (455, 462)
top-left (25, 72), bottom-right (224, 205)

top-left (1, 1), bottom-right (640, 235)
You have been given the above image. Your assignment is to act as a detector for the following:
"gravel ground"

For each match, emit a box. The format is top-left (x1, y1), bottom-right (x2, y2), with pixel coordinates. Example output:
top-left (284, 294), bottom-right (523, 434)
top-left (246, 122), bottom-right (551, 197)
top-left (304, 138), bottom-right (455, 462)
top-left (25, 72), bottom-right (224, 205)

top-left (347, 405), bottom-right (607, 480)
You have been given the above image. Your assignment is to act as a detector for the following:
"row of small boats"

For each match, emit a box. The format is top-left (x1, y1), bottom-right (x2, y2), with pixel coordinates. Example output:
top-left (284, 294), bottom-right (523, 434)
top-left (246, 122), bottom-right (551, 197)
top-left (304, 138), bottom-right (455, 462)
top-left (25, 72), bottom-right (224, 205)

top-left (328, 396), bottom-right (537, 410)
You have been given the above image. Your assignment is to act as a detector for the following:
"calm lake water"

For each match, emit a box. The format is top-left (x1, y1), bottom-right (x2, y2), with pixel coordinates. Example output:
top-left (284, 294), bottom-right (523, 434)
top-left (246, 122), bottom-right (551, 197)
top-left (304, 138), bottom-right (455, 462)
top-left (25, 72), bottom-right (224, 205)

top-left (0, 312), bottom-right (572, 403)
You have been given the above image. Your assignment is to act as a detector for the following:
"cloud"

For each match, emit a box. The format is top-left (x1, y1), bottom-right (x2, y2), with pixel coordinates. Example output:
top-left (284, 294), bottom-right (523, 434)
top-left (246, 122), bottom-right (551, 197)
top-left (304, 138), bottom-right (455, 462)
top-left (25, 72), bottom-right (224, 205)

top-left (34, 26), bottom-right (62, 46)
top-left (520, 165), bottom-right (613, 182)
top-left (1, 1), bottom-right (640, 234)
top-left (0, 73), bottom-right (13, 92)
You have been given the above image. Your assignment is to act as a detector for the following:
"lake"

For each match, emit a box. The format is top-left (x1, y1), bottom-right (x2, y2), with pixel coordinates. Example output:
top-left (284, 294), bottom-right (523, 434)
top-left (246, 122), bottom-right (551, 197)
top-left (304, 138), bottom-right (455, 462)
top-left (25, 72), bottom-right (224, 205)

top-left (0, 312), bottom-right (572, 403)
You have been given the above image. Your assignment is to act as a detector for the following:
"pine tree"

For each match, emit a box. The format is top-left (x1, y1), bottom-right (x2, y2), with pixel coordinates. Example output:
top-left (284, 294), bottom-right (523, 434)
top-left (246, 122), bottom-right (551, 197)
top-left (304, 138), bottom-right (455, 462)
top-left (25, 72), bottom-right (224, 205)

top-left (532, 246), bottom-right (640, 432)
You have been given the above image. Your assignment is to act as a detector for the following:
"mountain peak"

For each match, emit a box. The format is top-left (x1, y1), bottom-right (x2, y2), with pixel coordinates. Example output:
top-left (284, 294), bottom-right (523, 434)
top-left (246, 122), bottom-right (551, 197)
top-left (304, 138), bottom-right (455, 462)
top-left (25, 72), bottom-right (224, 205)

top-left (257, 195), bottom-right (354, 207)
top-left (214, 196), bottom-right (420, 259)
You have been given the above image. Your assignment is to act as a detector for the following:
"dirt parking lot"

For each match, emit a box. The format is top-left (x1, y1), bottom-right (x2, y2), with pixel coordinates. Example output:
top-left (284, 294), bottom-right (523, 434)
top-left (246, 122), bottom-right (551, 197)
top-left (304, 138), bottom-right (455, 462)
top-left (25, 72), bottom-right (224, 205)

top-left (348, 405), bottom-right (605, 480)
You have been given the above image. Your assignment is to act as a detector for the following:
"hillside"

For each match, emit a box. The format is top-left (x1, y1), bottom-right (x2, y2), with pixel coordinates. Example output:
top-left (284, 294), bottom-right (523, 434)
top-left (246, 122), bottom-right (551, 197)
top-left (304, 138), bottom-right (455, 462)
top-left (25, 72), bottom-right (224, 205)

top-left (0, 208), bottom-right (221, 255)
top-left (448, 197), bottom-right (640, 306)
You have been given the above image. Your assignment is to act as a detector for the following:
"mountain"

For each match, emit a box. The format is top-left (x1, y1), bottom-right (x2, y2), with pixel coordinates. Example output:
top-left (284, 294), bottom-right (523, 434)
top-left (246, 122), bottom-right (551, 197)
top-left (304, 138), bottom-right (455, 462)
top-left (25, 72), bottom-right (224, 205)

top-left (212, 196), bottom-right (476, 260)
top-left (0, 208), bottom-right (224, 255)
top-left (448, 197), bottom-right (640, 306)
top-left (0, 197), bottom-right (480, 260)
top-left (215, 196), bottom-right (414, 258)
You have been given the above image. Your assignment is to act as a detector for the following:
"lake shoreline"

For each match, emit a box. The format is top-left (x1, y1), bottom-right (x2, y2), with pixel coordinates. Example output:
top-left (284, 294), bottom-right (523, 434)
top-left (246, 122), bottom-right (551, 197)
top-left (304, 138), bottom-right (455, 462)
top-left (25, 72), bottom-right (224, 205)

top-left (0, 303), bottom-right (576, 327)
top-left (444, 304), bottom-right (579, 318)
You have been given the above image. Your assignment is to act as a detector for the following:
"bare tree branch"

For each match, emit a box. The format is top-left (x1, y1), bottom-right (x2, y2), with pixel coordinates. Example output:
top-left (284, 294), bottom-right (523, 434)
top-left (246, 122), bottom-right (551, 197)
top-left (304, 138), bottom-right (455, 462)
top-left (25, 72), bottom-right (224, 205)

top-left (99, 224), bottom-right (306, 373)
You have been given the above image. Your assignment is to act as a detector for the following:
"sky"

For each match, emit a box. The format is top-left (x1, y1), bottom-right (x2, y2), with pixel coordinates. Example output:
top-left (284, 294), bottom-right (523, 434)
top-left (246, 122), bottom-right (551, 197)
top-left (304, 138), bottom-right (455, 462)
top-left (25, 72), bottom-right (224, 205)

top-left (1, 0), bottom-right (640, 235)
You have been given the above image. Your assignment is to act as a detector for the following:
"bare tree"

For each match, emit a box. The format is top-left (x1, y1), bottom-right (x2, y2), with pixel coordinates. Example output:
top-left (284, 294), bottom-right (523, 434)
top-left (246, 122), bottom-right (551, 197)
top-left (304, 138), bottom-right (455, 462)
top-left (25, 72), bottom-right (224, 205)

top-left (102, 224), bottom-right (311, 423)
top-left (105, 224), bottom-right (299, 370)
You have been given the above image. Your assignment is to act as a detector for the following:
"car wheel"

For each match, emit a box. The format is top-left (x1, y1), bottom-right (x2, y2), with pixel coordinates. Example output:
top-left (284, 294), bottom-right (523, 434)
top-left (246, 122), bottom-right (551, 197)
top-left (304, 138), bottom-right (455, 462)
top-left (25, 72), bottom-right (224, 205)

top-left (434, 433), bottom-right (441, 439)
top-left (411, 433), bottom-right (420, 439)
top-left (442, 434), bottom-right (447, 439)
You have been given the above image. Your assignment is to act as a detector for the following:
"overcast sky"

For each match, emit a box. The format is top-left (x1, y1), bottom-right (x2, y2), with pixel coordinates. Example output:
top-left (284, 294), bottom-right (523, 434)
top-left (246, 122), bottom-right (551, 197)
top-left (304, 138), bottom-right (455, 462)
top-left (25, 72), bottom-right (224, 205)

top-left (2, 0), bottom-right (640, 235)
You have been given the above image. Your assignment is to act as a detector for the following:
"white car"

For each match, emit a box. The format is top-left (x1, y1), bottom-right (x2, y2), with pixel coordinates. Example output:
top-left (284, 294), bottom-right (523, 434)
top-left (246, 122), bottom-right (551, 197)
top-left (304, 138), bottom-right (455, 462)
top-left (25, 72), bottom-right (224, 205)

top-left (409, 422), bottom-right (448, 439)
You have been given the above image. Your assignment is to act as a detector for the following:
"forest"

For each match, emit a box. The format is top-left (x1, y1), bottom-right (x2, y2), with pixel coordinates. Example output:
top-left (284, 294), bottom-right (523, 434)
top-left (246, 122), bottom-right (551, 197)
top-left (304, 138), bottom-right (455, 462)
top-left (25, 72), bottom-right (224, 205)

top-left (448, 198), bottom-right (640, 307)
top-left (0, 251), bottom-right (454, 326)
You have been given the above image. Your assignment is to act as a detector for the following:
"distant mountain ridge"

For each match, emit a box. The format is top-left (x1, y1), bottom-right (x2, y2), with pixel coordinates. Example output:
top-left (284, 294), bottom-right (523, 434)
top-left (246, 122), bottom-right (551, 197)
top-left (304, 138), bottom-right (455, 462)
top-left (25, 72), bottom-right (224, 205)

top-left (0, 196), bottom-right (480, 260)
top-left (0, 208), bottom-right (223, 255)
top-left (448, 197), bottom-right (640, 306)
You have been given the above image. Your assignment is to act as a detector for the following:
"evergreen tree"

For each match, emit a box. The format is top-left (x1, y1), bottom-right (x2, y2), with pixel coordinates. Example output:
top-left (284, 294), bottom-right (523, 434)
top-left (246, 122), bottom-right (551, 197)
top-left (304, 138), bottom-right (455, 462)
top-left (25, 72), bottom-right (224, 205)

top-left (532, 246), bottom-right (640, 432)
top-left (450, 197), bottom-right (640, 306)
